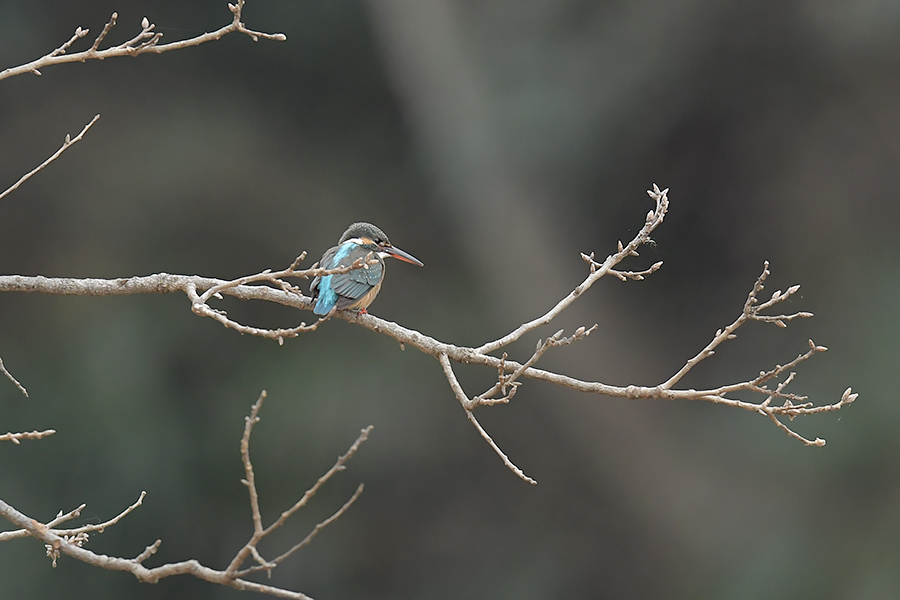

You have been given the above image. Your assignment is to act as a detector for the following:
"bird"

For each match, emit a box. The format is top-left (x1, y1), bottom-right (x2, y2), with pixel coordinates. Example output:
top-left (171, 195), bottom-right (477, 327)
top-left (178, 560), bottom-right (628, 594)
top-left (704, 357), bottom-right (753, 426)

top-left (310, 222), bottom-right (423, 316)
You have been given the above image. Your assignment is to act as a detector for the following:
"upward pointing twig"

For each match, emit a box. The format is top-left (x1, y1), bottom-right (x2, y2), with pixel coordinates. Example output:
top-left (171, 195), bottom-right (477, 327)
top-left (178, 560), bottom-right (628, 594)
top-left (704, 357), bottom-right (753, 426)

top-left (0, 115), bottom-right (100, 204)
top-left (475, 185), bottom-right (668, 355)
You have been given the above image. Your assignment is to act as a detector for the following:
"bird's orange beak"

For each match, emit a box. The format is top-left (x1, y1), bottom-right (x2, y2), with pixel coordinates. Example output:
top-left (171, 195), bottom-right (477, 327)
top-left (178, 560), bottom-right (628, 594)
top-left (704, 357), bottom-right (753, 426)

top-left (384, 245), bottom-right (423, 266)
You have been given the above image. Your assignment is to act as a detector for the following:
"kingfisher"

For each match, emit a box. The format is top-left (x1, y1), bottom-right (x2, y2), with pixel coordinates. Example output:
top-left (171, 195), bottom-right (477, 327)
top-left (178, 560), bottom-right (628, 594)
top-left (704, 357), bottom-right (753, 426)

top-left (310, 222), bottom-right (423, 316)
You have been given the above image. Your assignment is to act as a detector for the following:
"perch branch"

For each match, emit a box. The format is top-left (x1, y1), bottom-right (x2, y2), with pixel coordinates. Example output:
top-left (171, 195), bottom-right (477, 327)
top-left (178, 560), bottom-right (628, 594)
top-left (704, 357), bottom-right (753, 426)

top-left (0, 185), bottom-right (857, 480)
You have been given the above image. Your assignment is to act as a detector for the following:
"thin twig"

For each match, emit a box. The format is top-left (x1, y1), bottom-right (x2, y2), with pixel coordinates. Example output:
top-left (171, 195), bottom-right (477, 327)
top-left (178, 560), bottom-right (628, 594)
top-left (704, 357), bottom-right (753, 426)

top-left (0, 355), bottom-right (29, 397)
top-left (54, 491), bottom-right (147, 537)
top-left (0, 429), bottom-right (55, 444)
top-left (476, 325), bottom-right (597, 406)
top-left (225, 394), bottom-right (372, 578)
top-left (439, 353), bottom-right (537, 484)
top-left (475, 184), bottom-right (668, 355)
top-left (0, 1), bottom-right (286, 82)
top-left (0, 492), bottom-right (145, 542)
top-left (0, 115), bottom-right (100, 203)
top-left (240, 391), bottom-right (267, 538)
top-left (0, 494), bottom-right (318, 599)
top-left (187, 282), bottom-right (323, 343)
top-left (660, 261), bottom-right (814, 390)
top-left (238, 483), bottom-right (365, 577)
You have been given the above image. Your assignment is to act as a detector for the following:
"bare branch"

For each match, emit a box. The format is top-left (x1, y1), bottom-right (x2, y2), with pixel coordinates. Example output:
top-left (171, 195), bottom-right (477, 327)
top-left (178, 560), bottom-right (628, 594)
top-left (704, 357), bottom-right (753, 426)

top-left (225, 393), bottom-right (371, 579)
top-left (439, 353), bottom-right (537, 484)
top-left (0, 115), bottom-right (100, 204)
top-left (45, 504), bottom-right (89, 529)
top-left (90, 13), bottom-right (118, 52)
top-left (0, 393), bottom-right (371, 599)
top-left (0, 1), bottom-right (286, 82)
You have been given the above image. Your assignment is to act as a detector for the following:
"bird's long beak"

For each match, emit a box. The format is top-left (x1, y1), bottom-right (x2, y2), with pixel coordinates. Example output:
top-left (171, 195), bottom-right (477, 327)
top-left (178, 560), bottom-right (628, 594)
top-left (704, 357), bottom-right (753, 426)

top-left (384, 245), bottom-right (424, 266)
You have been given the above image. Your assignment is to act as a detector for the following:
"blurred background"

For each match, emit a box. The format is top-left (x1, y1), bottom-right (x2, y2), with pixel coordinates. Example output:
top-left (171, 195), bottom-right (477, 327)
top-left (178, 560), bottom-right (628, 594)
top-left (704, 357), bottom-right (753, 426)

top-left (1, 0), bottom-right (898, 598)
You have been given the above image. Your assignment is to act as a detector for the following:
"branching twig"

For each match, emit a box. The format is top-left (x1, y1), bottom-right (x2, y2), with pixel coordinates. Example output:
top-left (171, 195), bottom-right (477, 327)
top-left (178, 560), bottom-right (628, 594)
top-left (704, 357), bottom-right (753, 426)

top-left (474, 184), bottom-right (668, 355)
top-left (183, 254), bottom-right (379, 343)
top-left (237, 483), bottom-right (365, 578)
top-left (439, 353), bottom-right (537, 484)
top-left (0, 392), bottom-right (370, 599)
top-left (660, 261), bottom-right (813, 391)
top-left (226, 390), bottom-right (371, 582)
top-left (54, 491), bottom-right (148, 538)
top-left (475, 325), bottom-right (598, 406)
top-left (0, 1), bottom-right (286, 82)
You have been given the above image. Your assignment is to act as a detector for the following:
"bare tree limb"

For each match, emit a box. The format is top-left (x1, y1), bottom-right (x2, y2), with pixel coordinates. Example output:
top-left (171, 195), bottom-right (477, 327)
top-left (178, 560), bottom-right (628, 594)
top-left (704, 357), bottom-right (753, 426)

top-left (0, 391), bottom-right (370, 599)
top-left (0, 1), bottom-right (286, 82)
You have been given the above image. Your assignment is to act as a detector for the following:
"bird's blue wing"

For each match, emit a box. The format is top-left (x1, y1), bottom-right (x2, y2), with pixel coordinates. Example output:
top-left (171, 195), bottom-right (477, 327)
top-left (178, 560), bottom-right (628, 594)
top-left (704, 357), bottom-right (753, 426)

top-left (329, 248), bottom-right (383, 301)
top-left (310, 246), bottom-right (339, 295)
top-left (312, 244), bottom-right (384, 314)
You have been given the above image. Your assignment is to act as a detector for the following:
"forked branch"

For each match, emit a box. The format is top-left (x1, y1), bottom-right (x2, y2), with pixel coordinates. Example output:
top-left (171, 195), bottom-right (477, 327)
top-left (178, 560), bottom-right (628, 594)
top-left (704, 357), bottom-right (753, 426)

top-left (661, 260), bottom-right (813, 391)
top-left (0, 391), bottom-right (370, 599)
top-left (225, 391), bottom-right (371, 579)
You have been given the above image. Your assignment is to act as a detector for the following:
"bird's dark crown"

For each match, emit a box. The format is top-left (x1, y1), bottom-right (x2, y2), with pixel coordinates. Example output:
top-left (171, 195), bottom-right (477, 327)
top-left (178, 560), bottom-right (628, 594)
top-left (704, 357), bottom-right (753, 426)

top-left (339, 222), bottom-right (390, 246)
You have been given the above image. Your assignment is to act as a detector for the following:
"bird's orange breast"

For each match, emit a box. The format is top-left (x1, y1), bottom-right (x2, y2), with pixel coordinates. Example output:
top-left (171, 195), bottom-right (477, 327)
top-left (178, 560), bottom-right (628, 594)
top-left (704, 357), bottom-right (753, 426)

top-left (346, 280), bottom-right (383, 311)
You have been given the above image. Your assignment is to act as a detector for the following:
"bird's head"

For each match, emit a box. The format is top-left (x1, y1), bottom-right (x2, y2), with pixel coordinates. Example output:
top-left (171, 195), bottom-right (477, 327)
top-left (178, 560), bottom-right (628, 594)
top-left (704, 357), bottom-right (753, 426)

top-left (339, 222), bottom-right (423, 266)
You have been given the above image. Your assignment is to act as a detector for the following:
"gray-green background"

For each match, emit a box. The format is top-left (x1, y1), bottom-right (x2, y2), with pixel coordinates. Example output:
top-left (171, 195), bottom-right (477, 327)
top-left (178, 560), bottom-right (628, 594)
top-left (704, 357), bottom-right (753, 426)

top-left (1, 1), bottom-right (897, 598)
